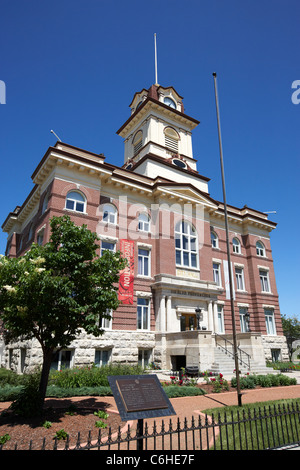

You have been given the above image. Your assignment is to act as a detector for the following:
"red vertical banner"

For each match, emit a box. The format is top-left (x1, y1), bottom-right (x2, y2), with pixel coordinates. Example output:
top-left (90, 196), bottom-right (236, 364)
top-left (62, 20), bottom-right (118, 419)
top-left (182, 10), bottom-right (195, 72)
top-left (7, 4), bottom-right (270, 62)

top-left (118, 239), bottom-right (134, 305)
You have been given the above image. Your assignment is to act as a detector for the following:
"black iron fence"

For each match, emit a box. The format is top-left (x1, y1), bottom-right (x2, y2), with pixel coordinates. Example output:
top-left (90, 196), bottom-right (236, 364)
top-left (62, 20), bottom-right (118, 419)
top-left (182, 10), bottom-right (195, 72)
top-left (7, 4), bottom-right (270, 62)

top-left (1, 402), bottom-right (299, 451)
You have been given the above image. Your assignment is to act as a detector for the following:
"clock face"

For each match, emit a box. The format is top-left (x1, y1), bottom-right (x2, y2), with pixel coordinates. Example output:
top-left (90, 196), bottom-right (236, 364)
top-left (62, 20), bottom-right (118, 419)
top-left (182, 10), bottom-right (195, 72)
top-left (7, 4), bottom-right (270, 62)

top-left (164, 97), bottom-right (176, 108)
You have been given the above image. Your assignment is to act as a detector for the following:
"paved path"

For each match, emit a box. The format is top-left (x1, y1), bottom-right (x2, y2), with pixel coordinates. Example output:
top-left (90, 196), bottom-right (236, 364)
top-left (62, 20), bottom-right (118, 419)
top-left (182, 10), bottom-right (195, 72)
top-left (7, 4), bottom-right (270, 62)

top-left (0, 378), bottom-right (299, 451)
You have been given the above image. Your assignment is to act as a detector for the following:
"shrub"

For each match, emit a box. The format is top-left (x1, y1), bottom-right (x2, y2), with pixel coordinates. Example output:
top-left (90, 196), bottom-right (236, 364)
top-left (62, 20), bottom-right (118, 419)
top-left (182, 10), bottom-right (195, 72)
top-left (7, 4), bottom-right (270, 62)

top-left (210, 373), bottom-right (229, 393)
top-left (45, 385), bottom-right (112, 398)
top-left (49, 363), bottom-right (144, 388)
top-left (9, 372), bottom-right (43, 417)
top-left (231, 373), bottom-right (297, 389)
top-left (0, 384), bottom-right (24, 402)
top-left (231, 375), bottom-right (256, 389)
top-left (163, 385), bottom-right (205, 398)
top-left (0, 368), bottom-right (25, 386)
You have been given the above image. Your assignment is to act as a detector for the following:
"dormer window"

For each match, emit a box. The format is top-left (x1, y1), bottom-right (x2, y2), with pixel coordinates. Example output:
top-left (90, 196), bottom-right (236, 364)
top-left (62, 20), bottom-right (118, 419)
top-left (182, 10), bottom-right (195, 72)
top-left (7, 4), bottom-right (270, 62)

top-left (133, 130), bottom-right (143, 156)
top-left (164, 97), bottom-right (176, 108)
top-left (164, 127), bottom-right (179, 153)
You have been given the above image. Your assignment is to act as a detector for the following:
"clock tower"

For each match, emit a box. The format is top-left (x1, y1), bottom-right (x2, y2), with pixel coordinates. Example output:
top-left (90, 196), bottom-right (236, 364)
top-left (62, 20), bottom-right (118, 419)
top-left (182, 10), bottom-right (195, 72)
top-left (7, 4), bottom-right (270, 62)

top-left (116, 84), bottom-right (209, 192)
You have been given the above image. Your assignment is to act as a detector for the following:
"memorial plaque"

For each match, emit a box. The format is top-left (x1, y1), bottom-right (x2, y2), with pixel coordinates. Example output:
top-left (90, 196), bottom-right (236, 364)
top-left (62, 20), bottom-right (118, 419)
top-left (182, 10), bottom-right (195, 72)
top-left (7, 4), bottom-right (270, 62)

top-left (108, 374), bottom-right (176, 421)
top-left (117, 376), bottom-right (168, 412)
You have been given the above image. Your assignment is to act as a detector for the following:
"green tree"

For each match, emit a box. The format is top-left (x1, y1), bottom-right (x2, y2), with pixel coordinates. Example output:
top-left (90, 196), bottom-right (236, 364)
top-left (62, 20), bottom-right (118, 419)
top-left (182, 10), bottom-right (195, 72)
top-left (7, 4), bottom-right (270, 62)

top-left (0, 215), bottom-right (126, 413)
top-left (281, 314), bottom-right (300, 361)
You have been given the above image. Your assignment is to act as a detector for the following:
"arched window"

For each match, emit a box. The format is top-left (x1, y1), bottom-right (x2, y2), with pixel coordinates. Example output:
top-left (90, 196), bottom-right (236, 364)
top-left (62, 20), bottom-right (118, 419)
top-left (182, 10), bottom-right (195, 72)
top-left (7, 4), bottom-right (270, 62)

top-left (256, 241), bottom-right (266, 257)
top-left (175, 220), bottom-right (198, 268)
top-left (132, 130), bottom-right (143, 156)
top-left (163, 97), bottom-right (176, 108)
top-left (164, 127), bottom-right (179, 153)
top-left (102, 204), bottom-right (117, 225)
top-left (232, 237), bottom-right (241, 254)
top-left (138, 213), bottom-right (150, 232)
top-left (211, 231), bottom-right (218, 249)
top-left (65, 191), bottom-right (86, 213)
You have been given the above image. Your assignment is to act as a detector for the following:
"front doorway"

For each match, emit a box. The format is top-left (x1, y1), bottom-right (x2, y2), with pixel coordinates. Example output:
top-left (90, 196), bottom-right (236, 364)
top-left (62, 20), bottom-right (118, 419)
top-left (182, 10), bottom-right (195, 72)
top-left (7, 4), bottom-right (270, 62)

top-left (171, 355), bottom-right (186, 371)
top-left (180, 313), bottom-right (197, 331)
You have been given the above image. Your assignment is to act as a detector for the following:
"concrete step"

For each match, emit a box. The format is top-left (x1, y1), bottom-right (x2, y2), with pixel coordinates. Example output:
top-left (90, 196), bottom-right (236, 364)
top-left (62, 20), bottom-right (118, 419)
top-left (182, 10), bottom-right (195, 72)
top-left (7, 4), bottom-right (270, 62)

top-left (211, 346), bottom-right (272, 376)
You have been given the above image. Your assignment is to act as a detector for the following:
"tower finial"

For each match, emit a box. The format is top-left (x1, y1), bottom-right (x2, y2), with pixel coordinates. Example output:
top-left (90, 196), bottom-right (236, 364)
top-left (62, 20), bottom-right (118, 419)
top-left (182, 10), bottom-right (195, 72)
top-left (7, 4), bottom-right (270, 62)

top-left (154, 33), bottom-right (158, 85)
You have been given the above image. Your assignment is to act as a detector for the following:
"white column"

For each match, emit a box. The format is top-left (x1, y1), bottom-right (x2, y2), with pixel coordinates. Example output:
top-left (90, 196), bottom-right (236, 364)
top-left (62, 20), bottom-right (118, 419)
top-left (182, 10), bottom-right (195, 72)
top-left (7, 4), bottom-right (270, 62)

top-left (208, 301), bottom-right (214, 332)
top-left (160, 295), bottom-right (166, 332)
top-left (166, 296), bottom-right (172, 332)
top-left (213, 302), bottom-right (219, 333)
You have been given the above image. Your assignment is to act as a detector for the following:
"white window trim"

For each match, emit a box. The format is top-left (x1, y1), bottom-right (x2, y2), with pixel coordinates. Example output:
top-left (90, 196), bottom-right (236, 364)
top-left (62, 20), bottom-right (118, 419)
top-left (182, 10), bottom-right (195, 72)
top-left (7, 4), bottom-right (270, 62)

top-left (138, 247), bottom-right (151, 278)
top-left (175, 221), bottom-right (198, 269)
top-left (259, 268), bottom-right (271, 293)
top-left (211, 231), bottom-right (219, 249)
top-left (51, 349), bottom-right (74, 371)
top-left (235, 265), bottom-right (246, 291)
top-left (138, 349), bottom-right (153, 368)
top-left (239, 306), bottom-right (249, 333)
top-left (217, 304), bottom-right (225, 334)
top-left (36, 224), bottom-right (46, 246)
top-left (100, 239), bottom-right (116, 256)
top-left (137, 296), bottom-right (151, 331)
top-left (138, 213), bottom-right (151, 233)
top-left (232, 237), bottom-right (242, 254)
top-left (94, 348), bottom-right (112, 367)
top-left (99, 309), bottom-right (113, 330)
top-left (102, 203), bottom-right (118, 225)
top-left (264, 308), bottom-right (277, 336)
top-left (65, 191), bottom-right (87, 214)
top-left (213, 262), bottom-right (222, 287)
top-left (256, 241), bottom-right (266, 257)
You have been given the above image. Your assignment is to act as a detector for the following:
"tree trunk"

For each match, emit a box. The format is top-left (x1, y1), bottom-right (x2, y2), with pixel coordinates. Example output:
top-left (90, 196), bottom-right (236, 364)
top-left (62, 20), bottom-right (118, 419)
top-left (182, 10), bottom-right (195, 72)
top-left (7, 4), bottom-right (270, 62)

top-left (39, 348), bottom-right (53, 409)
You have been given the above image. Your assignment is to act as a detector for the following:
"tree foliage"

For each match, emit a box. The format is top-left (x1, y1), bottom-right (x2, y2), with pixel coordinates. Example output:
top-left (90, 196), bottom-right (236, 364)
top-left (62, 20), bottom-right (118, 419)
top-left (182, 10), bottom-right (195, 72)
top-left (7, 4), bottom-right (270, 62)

top-left (0, 215), bottom-right (127, 412)
top-left (281, 314), bottom-right (300, 360)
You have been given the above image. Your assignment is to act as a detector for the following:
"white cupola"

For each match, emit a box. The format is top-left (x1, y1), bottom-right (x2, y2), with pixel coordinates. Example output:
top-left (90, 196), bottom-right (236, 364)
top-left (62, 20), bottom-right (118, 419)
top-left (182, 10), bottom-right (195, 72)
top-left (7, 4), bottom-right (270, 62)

top-left (116, 84), bottom-right (209, 193)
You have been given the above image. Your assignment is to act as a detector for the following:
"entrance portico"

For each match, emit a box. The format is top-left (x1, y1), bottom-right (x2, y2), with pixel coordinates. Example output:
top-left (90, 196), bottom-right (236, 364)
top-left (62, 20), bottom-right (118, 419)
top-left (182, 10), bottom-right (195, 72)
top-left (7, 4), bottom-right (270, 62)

top-left (152, 273), bottom-right (222, 370)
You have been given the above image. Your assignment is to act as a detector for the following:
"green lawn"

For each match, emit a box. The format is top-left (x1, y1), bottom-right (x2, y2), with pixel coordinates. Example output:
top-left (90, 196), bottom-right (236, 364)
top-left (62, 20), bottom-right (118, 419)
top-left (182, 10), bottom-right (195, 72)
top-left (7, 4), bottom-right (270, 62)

top-left (202, 398), bottom-right (300, 450)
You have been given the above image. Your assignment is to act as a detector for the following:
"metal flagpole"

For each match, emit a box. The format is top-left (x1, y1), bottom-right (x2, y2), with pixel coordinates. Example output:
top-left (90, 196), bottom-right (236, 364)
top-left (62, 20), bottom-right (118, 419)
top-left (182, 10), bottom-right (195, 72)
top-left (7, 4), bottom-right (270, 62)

top-left (154, 33), bottom-right (158, 85)
top-left (212, 72), bottom-right (242, 406)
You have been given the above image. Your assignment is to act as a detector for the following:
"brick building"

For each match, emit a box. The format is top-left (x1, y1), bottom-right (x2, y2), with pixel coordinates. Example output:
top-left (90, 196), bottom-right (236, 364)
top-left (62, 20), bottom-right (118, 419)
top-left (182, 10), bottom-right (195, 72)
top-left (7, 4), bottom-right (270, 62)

top-left (1, 83), bottom-right (288, 374)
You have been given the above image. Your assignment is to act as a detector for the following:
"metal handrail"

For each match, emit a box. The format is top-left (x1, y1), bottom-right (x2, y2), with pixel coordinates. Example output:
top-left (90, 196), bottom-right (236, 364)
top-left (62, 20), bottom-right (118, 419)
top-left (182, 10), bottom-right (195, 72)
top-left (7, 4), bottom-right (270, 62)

top-left (214, 333), bottom-right (251, 369)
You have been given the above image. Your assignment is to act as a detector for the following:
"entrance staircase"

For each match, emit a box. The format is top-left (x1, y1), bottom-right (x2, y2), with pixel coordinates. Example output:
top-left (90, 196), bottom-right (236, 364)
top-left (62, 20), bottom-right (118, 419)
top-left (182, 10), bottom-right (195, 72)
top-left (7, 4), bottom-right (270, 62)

top-left (210, 334), bottom-right (272, 377)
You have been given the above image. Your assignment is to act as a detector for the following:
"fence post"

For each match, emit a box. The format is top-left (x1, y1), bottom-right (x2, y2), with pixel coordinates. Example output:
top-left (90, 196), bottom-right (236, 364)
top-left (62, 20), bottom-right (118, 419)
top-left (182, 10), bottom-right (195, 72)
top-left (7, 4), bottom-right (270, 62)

top-left (137, 419), bottom-right (144, 450)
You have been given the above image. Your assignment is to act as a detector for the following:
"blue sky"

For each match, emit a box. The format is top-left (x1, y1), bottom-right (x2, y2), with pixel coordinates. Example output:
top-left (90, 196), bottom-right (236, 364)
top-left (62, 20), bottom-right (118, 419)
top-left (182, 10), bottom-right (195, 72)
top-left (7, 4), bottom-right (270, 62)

top-left (0, 0), bottom-right (299, 319)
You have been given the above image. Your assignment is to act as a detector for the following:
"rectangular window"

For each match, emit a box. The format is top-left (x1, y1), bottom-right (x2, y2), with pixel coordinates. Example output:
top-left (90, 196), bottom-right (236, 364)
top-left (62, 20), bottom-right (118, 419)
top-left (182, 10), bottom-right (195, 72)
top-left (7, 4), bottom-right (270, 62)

top-left (265, 308), bottom-right (276, 335)
top-left (239, 307), bottom-right (249, 333)
top-left (99, 309), bottom-right (112, 329)
top-left (37, 228), bottom-right (44, 246)
top-left (51, 350), bottom-right (73, 370)
top-left (217, 305), bottom-right (225, 334)
top-left (260, 269), bottom-right (270, 292)
top-left (213, 263), bottom-right (221, 286)
top-left (95, 349), bottom-right (111, 367)
top-left (138, 349), bottom-right (152, 368)
top-left (235, 267), bottom-right (245, 290)
top-left (137, 297), bottom-right (150, 330)
top-left (101, 240), bottom-right (116, 256)
top-left (138, 248), bottom-right (150, 277)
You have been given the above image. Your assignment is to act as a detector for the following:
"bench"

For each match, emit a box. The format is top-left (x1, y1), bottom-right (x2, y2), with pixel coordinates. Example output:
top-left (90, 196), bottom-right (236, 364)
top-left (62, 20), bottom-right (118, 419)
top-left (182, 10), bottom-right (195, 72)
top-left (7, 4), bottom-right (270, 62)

top-left (185, 366), bottom-right (199, 377)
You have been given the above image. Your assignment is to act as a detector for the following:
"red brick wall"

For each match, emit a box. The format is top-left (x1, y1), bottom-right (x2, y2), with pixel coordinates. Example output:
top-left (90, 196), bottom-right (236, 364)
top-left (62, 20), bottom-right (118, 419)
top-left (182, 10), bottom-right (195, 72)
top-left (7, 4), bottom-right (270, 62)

top-left (7, 175), bottom-right (282, 336)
